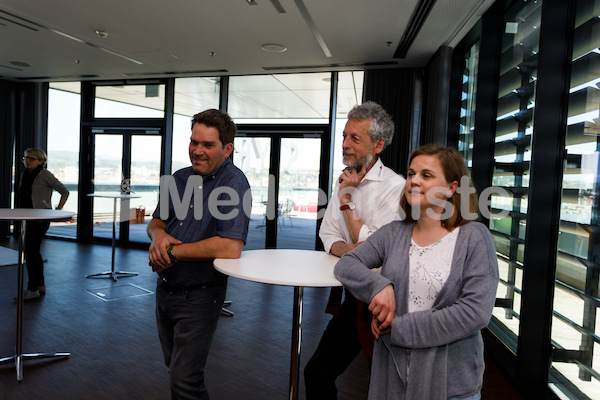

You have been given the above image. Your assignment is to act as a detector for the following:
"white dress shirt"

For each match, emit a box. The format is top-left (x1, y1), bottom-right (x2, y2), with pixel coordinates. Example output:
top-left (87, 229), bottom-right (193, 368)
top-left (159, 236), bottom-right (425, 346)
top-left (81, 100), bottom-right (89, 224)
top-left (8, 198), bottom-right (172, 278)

top-left (319, 158), bottom-right (405, 253)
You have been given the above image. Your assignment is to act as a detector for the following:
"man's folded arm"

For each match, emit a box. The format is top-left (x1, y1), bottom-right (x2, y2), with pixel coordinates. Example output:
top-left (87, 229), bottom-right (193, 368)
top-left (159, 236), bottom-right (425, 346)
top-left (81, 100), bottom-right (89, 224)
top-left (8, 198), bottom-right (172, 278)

top-left (172, 236), bottom-right (244, 261)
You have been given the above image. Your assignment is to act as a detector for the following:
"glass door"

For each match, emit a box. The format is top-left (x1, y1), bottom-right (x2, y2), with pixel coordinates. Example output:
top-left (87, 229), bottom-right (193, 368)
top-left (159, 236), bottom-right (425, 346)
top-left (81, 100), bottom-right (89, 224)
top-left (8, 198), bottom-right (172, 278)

top-left (277, 137), bottom-right (322, 249)
top-left (91, 129), bottom-right (162, 245)
top-left (233, 137), bottom-right (271, 250)
top-left (92, 134), bottom-right (124, 241)
top-left (233, 127), bottom-right (329, 250)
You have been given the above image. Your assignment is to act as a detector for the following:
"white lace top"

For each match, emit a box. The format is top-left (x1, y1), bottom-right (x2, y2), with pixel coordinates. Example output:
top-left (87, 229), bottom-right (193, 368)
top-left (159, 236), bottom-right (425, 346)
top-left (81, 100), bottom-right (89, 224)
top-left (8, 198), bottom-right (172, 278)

top-left (408, 227), bottom-right (460, 313)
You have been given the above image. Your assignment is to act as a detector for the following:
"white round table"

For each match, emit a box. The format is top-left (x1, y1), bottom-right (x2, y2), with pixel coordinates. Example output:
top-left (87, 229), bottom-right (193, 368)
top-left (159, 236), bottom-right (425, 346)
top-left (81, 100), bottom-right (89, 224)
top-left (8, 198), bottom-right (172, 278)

top-left (87, 193), bottom-right (141, 281)
top-left (0, 208), bottom-right (74, 382)
top-left (214, 249), bottom-right (341, 400)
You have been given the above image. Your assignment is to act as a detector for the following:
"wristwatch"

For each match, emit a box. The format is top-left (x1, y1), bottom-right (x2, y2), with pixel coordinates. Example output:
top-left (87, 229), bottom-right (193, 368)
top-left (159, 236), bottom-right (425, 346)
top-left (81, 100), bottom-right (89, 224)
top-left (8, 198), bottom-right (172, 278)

top-left (339, 201), bottom-right (355, 211)
top-left (166, 244), bottom-right (178, 264)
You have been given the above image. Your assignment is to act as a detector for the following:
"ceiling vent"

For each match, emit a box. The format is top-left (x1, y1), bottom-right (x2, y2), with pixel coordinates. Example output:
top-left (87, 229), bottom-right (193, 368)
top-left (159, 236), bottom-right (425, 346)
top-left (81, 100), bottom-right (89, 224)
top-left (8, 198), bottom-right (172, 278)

top-left (121, 69), bottom-right (228, 77)
top-left (394, 0), bottom-right (438, 59)
top-left (0, 9), bottom-right (40, 31)
top-left (16, 74), bottom-right (100, 81)
top-left (262, 61), bottom-right (398, 71)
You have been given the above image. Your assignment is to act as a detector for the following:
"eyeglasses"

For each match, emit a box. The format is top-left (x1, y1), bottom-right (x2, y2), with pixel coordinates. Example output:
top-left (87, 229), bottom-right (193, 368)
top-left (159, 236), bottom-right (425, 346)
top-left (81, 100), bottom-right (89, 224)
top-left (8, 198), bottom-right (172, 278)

top-left (22, 156), bottom-right (38, 161)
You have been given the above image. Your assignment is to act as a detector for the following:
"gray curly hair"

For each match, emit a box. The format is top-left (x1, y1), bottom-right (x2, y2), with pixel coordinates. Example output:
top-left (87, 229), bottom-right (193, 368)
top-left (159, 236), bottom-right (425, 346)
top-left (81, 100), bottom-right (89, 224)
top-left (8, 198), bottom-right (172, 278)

top-left (347, 101), bottom-right (394, 149)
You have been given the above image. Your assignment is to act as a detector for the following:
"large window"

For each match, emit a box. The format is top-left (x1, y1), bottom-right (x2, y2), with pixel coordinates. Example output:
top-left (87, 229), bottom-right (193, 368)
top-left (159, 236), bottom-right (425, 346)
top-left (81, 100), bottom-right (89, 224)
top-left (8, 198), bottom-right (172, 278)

top-left (94, 84), bottom-right (165, 118)
top-left (459, 42), bottom-right (479, 168)
top-left (90, 131), bottom-right (162, 244)
top-left (172, 77), bottom-right (222, 173)
top-left (44, 72), bottom-right (363, 248)
top-left (488, 0), bottom-right (542, 352)
top-left (228, 72), bottom-right (333, 122)
top-left (46, 82), bottom-right (81, 238)
top-left (332, 71), bottom-right (365, 182)
top-left (550, 1), bottom-right (600, 398)
top-left (455, 0), bottom-right (600, 397)
top-left (227, 73), bottom-right (333, 250)
top-left (227, 72), bottom-right (363, 250)
top-left (88, 83), bottom-right (167, 245)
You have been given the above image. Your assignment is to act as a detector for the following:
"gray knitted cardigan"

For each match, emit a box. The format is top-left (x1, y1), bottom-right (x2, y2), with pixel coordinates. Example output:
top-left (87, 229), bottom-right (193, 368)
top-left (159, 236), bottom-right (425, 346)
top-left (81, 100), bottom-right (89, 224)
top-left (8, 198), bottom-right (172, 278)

top-left (23, 168), bottom-right (69, 209)
top-left (334, 221), bottom-right (498, 400)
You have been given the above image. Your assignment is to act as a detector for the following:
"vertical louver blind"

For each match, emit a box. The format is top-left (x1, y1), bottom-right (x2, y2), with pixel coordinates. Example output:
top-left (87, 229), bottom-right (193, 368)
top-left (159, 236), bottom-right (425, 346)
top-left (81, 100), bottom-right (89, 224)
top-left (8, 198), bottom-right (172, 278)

top-left (549, 1), bottom-right (600, 398)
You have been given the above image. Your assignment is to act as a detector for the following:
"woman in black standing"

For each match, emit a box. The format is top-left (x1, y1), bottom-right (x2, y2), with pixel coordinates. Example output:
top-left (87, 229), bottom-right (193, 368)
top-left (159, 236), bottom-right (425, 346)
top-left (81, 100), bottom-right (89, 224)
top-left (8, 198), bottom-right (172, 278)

top-left (19, 148), bottom-right (69, 300)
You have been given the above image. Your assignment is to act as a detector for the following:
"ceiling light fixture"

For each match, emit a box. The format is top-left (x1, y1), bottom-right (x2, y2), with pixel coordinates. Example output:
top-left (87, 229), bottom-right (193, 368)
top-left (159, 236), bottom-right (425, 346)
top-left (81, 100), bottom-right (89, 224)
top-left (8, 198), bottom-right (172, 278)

top-left (261, 43), bottom-right (287, 53)
top-left (95, 30), bottom-right (108, 38)
top-left (99, 47), bottom-right (143, 65)
top-left (50, 28), bottom-right (85, 44)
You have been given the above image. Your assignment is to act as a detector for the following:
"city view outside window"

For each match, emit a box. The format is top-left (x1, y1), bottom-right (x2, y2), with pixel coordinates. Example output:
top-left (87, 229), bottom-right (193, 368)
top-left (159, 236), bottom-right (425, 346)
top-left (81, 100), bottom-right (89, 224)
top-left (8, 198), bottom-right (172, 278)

top-left (228, 72), bottom-right (363, 249)
top-left (44, 71), bottom-right (364, 249)
top-left (46, 82), bottom-right (81, 238)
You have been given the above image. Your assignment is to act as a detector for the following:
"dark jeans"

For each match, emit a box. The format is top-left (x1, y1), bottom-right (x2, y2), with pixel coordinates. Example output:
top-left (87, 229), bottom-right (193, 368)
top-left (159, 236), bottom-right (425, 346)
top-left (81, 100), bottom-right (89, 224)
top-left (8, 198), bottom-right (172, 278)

top-left (24, 220), bottom-right (50, 291)
top-left (155, 283), bottom-right (226, 400)
top-left (304, 292), bottom-right (365, 400)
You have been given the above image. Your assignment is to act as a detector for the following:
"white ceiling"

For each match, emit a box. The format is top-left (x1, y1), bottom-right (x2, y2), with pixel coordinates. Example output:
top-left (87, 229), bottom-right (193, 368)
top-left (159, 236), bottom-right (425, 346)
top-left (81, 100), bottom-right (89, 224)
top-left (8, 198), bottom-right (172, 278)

top-left (0, 0), bottom-right (494, 83)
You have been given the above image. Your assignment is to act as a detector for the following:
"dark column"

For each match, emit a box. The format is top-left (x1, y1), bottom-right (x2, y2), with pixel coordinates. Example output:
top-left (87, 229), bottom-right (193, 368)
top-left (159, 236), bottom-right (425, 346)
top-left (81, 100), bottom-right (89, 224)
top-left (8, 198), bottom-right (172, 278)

top-left (516, 0), bottom-right (576, 397)
top-left (363, 68), bottom-right (422, 176)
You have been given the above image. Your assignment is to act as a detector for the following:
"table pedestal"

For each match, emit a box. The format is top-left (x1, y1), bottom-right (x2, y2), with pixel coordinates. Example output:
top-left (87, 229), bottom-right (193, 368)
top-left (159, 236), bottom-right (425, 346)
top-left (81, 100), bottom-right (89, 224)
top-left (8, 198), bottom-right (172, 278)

top-left (0, 220), bottom-right (69, 381)
top-left (289, 286), bottom-right (303, 400)
top-left (86, 196), bottom-right (138, 281)
top-left (220, 300), bottom-right (234, 317)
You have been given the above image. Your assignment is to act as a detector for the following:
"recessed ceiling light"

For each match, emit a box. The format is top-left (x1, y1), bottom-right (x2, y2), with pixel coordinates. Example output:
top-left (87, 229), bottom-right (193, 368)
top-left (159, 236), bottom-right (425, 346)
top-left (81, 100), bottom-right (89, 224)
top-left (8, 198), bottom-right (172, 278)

top-left (10, 61), bottom-right (30, 67)
top-left (261, 43), bottom-right (287, 53)
top-left (95, 30), bottom-right (108, 38)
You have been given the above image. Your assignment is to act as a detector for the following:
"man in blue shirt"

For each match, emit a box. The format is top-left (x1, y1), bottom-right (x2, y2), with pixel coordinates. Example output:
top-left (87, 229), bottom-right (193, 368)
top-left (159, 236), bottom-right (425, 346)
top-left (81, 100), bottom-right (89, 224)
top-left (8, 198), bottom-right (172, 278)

top-left (148, 109), bottom-right (251, 400)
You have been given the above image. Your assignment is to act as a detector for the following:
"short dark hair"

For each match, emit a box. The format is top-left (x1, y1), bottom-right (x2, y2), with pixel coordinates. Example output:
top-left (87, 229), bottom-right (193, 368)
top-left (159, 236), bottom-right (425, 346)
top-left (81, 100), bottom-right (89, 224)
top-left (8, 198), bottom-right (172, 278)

top-left (191, 109), bottom-right (237, 145)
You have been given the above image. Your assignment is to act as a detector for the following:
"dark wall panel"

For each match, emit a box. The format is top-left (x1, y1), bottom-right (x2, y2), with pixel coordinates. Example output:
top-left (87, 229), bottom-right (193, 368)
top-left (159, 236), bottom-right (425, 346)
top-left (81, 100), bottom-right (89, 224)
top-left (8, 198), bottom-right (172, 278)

top-left (0, 80), bottom-right (16, 236)
top-left (363, 68), bottom-right (423, 176)
top-left (422, 46), bottom-right (453, 146)
top-left (0, 80), bottom-right (46, 236)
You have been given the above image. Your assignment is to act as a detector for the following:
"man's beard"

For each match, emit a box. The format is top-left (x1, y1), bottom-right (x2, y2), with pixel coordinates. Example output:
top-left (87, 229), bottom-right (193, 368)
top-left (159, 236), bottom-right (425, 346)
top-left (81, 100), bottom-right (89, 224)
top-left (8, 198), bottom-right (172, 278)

top-left (343, 152), bottom-right (373, 170)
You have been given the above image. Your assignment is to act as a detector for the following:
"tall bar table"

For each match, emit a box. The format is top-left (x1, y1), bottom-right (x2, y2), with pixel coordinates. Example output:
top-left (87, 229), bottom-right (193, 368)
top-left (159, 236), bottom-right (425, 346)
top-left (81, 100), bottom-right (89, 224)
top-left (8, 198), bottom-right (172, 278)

top-left (214, 249), bottom-right (341, 400)
top-left (0, 208), bottom-right (74, 382)
top-left (86, 193), bottom-right (141, 281)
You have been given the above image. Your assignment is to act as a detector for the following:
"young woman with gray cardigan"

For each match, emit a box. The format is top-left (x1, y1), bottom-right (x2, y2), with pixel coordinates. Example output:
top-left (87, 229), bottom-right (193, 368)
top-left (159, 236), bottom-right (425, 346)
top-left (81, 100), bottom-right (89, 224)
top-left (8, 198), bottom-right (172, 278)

top-left (334, 144), bottom-right (498, 400)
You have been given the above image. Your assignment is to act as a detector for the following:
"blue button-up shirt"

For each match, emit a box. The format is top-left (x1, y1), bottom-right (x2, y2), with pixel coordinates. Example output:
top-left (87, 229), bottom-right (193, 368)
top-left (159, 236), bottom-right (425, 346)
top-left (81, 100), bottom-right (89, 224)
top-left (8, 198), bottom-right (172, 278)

top-left (152, 158), bottom-right (251, 285)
